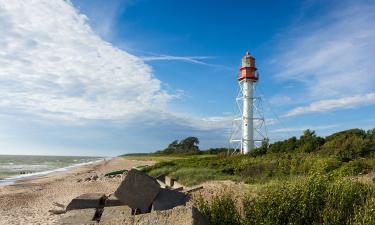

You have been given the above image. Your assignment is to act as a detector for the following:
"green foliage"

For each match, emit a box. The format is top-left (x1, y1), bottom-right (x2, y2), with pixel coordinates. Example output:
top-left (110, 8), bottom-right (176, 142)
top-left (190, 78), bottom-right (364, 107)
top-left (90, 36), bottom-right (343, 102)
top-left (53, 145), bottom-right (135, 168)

top-left (244, 175), bottom-right (329, 225)
top-left (323, 179), bottom-right (371, 224)
top-left (332, 159), bottom-right (369, 177)
top-left (322, 128), bottom-right (372, 162)
top-left (193, 176), bottom-right (375, 225)
top-left (351, 195), bottom-right (375, 225)
top-left (297, 129), bottom-right (325, 153)
top-left (269, 136), bottom-right (298, 153)
top-left (194, 193), bottom-right (242, 225)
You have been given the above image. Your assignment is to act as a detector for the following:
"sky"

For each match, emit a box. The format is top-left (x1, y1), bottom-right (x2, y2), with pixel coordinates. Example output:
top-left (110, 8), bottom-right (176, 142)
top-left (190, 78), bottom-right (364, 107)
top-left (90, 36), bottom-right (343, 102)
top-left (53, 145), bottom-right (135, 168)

top-left (0, 0), bottom-right (374, 156)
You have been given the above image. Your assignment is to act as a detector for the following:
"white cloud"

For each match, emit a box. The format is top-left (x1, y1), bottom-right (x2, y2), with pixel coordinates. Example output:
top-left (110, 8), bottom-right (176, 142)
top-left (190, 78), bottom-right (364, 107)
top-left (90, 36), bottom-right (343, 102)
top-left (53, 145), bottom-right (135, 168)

top-left (272, 1), bottom-right (375, 98)
top-left (0, 0), bottom-right (174, 121)
top-left (270, 124), bottom-right (339, 133)
top-left (284, 92), bottom-right (375, 117)
top-left (141, 55), bottom-right (213, 65)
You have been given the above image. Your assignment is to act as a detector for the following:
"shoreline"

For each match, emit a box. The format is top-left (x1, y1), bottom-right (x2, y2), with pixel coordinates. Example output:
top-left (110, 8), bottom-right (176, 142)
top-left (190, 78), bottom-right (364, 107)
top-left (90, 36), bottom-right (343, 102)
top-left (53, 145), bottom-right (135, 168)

top-left (0, 157), bottom-right (154, 224)
top-left (0, 158), bottom-right (107, 187)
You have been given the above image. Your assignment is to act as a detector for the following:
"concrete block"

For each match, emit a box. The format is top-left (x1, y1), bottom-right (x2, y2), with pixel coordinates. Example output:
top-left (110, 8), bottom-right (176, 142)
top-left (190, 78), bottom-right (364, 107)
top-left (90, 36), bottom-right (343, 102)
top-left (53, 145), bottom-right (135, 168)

top-left (134, 206), bottom-right (209, 225)
top-left (104, 194), bottom-right (124, 207)
top-left (165, 176), bottom-right (174, 187)
top-left (58, 208), bottom-right (97, 225)
top-left (66, 193), bottom-right (106, 211)
top-left (152, 188), bottom-right (187, 211)
top-left (99, 205), bottom-right (133, 225)
top-left (114, 169), bottom-right (160, 213)
top-left (172, 180), bottom-right (185, 189)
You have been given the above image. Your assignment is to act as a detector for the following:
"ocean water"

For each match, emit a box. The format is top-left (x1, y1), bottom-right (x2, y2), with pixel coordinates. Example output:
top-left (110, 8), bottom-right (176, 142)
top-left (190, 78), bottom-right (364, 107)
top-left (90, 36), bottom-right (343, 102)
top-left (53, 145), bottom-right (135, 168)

top-left (0, 155), bottom-right (103, 186)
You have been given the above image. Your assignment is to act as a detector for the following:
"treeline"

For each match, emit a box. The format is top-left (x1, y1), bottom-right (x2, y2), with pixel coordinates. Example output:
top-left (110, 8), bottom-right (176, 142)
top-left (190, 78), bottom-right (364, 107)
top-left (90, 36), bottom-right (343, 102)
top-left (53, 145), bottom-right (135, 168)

top-left (251, 128), bottom-right (375, 162)
top-left (154, 128), bottom-right (375, 161)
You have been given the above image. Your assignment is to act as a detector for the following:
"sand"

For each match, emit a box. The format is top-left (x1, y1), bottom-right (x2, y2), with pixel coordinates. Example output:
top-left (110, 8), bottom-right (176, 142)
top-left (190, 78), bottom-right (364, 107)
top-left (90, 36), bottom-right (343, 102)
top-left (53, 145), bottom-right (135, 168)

top-left (0, 157), bottom-right (154, 225)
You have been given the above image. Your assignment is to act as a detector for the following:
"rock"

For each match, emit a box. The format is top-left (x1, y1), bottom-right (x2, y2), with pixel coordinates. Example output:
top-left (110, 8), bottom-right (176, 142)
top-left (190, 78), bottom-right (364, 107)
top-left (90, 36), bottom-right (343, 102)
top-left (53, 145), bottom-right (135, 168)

top-left (99, 205), bottom-right (133, 225)
top-left (66, 193), bottom-right (106, 211)
top-left (84, 177), bottom-right (92, 182)
top-left (58, 208), bottom-right (97, 225)
top-left (134, 206), bottom-right (209, 225)
top-left (114, 169), bottom-right (160, 213)
top-left (105, 195), bottom-right (125, 207)
top-left (152, 188), bottom-right (187, 211)
top-left (77, 178), bottom-right (83, 183)
top-left (92, 174), bottom-right (99, 181)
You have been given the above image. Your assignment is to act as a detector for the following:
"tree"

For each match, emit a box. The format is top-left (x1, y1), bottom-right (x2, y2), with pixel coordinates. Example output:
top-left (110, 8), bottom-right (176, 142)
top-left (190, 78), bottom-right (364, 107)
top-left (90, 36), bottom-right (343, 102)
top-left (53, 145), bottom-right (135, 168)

top-left (297, 129), bottom-right (324, 153)
top-left (179, 136), bottom-right (200, 152)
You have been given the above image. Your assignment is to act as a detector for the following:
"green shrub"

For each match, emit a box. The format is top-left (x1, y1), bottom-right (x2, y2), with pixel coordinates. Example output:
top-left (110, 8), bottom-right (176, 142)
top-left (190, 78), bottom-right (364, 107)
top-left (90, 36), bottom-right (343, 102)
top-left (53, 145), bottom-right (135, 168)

top-left (243, 175), bottom-right (328, 225)
top-left (332, 160), bottom-right (369, 177)
top-left (311, 157), bottom-right (342, 174)
top-left (170, 168), bottom-right (220, 186)
top-left (322, 179), bottom-right (371, 224)
top-left (194, 193), bottom-right (242, 225)
top-left (322, 129), bottom-right (371, 162)
top-left (351, 195), bottom-right (375, 225)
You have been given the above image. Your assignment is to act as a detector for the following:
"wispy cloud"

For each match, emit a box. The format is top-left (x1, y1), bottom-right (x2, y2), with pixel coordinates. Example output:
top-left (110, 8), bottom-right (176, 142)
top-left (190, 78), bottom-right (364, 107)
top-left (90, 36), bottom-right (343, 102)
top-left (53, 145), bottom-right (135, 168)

top-left (271, 1), bottom-right (375, 98)
top-left (270, 124), bottom-right (339, 133)
top-left (141, 55), bottom-right (213, 65)
top-left (284, 93), bottom-right (375, 117)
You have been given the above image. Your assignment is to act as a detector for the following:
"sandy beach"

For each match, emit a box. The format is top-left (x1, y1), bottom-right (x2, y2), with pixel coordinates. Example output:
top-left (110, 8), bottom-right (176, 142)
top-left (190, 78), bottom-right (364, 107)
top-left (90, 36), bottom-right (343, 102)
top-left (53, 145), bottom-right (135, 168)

top-left (0, 157), bottom-right (154, 225)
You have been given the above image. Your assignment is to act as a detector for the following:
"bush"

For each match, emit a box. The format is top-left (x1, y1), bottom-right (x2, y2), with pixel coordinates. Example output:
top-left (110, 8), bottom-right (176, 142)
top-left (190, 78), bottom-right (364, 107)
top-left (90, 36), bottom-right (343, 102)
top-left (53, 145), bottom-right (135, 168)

top-left (243, 175), bottom-right (328, 225)
top-left (194, 193), bottom-right (242, 225)
top-left (323, 179), bottom-right (371, 224)
top-left (352, 195), bottom-right (375, 225)
top-left (322, 129), bottom-right (371, 162)
top-left (170, 168), bottom-right (219, 186)
top-left (332, 160), bottom-right (369, 177)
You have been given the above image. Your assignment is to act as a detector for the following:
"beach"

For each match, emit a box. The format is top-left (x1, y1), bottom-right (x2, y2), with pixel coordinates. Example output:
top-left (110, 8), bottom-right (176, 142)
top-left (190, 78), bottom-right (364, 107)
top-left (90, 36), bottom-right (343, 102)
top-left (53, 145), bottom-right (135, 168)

top-left (0, 157), bottom-right (153, 225)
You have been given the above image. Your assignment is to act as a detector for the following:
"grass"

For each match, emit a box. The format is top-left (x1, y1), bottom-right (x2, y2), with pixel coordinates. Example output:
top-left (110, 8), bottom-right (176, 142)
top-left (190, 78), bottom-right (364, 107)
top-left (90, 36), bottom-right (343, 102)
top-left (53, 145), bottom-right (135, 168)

top-left (136, 152), bottom-right (374, 186)
top-left (194, 175), bottom-right (375, 225)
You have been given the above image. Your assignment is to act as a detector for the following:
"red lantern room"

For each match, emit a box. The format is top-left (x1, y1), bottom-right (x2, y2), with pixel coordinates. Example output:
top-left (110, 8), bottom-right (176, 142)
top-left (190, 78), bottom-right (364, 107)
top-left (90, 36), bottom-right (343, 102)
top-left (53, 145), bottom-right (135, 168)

top-left (238, 51), bottom-right (258, 81)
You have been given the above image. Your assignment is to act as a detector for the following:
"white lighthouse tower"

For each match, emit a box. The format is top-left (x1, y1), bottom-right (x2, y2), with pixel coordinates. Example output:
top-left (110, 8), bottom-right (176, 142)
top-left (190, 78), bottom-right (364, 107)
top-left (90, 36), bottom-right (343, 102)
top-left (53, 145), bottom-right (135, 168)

top-left (230, 52), bottom-right (267, 154)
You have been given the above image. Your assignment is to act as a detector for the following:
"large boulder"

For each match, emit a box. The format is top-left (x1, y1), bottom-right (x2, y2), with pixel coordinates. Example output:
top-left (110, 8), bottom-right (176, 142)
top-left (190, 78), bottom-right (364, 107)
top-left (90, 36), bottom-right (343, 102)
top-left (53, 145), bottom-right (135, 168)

top-left (114, 169), bottom-right (160, 213)
top-left (66, 193), bottom-right (106, 211)
top-left (152, 188), bottom-right (187, 211)
top-left (99, 205), bottom-right (133, 225)
top-left (58, 208), bottom-right (97, 225)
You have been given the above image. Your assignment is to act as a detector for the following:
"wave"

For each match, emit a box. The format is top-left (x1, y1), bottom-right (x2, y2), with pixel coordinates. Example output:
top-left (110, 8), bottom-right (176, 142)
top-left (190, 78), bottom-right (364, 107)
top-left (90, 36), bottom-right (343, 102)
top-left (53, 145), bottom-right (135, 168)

top-left (0, 158), bottom-right (106, 186)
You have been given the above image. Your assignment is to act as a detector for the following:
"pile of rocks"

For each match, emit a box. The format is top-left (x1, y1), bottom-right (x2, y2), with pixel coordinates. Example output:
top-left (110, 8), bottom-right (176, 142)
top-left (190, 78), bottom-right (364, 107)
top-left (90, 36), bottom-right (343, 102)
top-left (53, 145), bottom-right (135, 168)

top-left (58, 169), bottom-right (209, 225)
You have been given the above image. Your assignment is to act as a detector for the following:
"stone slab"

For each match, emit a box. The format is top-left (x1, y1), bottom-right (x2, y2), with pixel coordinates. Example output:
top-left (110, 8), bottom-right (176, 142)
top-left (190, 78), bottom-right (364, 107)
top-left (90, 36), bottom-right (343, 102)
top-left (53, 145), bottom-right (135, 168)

top-left (165, 176), bottom-right (174, 187)
top-left (104, 194), bottom-right (124, 207)
top-left (66, 193), bottom-right (106, 211)
top-left (134, 206), bottom-right (209, 225)
top-left (58, 208), bottom-right (97, 225)
top-left (114, 169), bottom-right (160, 213)
top-left (99, 205), bottom-right (133, 225)
top-left (152, 188), bottom-right (187, 211)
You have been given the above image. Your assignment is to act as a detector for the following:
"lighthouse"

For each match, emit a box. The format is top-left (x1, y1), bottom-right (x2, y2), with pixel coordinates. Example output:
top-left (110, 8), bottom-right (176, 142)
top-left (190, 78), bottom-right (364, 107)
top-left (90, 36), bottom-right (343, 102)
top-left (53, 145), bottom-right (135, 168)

top-left (238, 52), bottom-right (258, 154)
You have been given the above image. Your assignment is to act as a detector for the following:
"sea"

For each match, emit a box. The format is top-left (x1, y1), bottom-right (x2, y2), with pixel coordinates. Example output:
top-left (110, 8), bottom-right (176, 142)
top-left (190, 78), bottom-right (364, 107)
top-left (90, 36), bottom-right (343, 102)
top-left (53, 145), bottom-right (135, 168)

top-left (0, 155), bottom-right (104, 186)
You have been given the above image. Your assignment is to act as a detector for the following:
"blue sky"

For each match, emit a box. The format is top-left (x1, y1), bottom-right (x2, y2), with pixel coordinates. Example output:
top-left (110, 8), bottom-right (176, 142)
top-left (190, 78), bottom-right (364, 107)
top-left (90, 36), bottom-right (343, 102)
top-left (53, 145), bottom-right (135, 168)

top-left (0, 0), bottom-right (374, 156)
